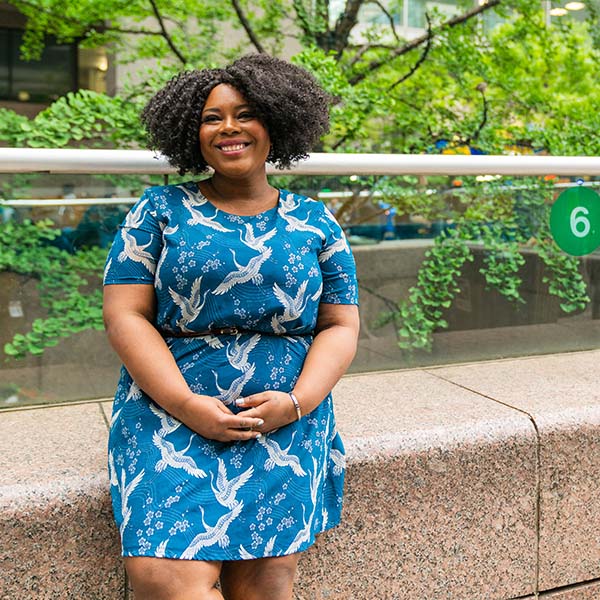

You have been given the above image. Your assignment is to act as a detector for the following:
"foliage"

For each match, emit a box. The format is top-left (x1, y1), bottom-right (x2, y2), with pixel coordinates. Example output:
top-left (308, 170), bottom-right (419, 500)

top-left (0, 219), bottom-right (105, 359)
top-left (1, 0), bottom-right (598, 157)
top-left (477, 223), bottom-right (525, 304)
top-left (376, 227), bottom-right (473, 350)
top-left (374, 177), bottom-right (591, 351)
top-left (0, 0), bottom-right (598, 356)
top-left (0, 90), bottom-right (144, 148)
top-left (3, 0), bottom-right (599, 156)
top-left (537, 236), bottom-right (590, 314)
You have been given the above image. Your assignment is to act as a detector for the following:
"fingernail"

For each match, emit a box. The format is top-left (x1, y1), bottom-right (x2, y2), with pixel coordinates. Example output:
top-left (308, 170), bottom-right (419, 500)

top-left (235, 398), bottom-right (245, 406)
top-left (254, 433), bottom-right (261, 439)
top-left (256, 419), bottom-right (264, 427)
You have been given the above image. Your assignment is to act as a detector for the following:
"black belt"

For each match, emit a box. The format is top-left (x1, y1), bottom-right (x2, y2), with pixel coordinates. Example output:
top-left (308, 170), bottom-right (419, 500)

top-left (159, 327), bottom-right (312, 338)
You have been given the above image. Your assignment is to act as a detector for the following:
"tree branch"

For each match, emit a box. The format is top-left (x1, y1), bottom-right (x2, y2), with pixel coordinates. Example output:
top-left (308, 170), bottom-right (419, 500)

top-left (348, 42), bottom-right (398, 67)
top-left (148, 0), bottom-right (187, 64)
top-left (333, 0), bottom-right (366, 56)
top-left (387, 13), bottom-right (432, 91)
top-left (332, 15), bottom-right (432, 151)
top-left (230, 0), bottom-right (266, 53)
top-left (103, 25), bottom-right (164, 36)
top-left (367, 0), bottom-right (400, 43)
top-left (349, 0), bottom-right (503, 85)
top-left (465, 83), bottom-right (489, 145)
top-left (12, 0), bottom-right (164, 36)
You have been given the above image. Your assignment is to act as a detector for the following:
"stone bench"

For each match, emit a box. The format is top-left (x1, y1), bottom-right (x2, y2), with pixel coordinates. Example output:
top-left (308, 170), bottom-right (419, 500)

top-left (2, 350), bottom-right (600, 599)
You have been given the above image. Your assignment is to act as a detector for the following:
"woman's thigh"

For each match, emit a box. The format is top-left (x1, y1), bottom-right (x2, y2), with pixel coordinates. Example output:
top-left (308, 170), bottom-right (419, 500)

top-left (125, 556), bottom-right (223, 600)
top-left (220, 553), bottom-right (301, 600)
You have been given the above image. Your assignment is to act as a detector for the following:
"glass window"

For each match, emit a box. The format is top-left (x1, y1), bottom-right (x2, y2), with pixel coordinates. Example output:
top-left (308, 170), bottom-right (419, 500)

top-left (408, 0), bottom-right (461, 28)
top-left (0, 28), bottom-right (77, 103)
top-left (358, 0), bottom-right (404, 26)
top-left (2, 170), bottom-right (600, 407)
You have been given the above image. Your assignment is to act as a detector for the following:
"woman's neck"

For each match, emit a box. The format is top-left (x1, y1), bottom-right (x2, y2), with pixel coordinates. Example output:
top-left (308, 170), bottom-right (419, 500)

top-left (202, 174), bottom-right (278, 215)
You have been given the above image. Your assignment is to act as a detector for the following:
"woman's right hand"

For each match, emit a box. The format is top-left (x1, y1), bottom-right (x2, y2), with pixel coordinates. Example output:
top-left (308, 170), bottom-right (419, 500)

top-left (175, 394), bottom-right (264, 442)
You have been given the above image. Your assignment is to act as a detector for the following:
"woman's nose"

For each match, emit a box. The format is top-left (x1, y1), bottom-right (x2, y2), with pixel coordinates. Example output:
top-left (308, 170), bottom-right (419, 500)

top-left (220, 115), bottom-right (241, 133)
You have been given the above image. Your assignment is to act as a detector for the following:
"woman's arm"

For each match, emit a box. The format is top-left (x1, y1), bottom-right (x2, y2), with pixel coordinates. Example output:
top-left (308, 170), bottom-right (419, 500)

top-left (235, 303), bottom-right (360, 430)
top-left (292, 303), bottom-right (360, 413)
top-left (103, 283), bottom-right (263, 441)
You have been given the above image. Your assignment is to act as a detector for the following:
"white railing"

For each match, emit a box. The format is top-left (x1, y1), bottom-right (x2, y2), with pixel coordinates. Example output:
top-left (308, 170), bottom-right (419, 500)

top-left (1, 148), bottom-right (600, 176)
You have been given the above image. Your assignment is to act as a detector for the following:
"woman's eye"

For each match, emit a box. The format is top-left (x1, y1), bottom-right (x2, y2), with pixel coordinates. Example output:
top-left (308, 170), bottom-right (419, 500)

top-left (201, 115), bottom-right (219, 123)
top-left (238, 112), bottom-right (255, 120)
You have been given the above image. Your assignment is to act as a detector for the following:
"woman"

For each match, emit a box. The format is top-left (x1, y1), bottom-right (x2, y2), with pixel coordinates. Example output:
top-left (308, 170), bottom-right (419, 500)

top-left (103, 54), bottom-right (360, 600)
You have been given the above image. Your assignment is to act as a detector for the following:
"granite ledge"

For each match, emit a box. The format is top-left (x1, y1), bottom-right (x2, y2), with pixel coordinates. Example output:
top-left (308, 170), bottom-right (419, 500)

top-left (0, 402), bottom-right (123, 600)
top-left (3, 351), bottom-right (600, 599)
top-left (434, 350), bottom-right (600, 592)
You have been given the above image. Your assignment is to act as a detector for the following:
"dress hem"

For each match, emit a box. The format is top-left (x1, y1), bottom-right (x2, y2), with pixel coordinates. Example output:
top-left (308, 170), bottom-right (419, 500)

top-left (120, 516), bottom-right (342, 562)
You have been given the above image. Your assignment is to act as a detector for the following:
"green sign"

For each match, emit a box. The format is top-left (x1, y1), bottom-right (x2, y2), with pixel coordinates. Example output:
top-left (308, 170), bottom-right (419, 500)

top-left (549, 186), bottom-right (600, 256)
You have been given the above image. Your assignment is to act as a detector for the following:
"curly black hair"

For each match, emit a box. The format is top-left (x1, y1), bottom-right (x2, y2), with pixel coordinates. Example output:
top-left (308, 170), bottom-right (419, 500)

top-left (141, 54), bottom-right (333, 174)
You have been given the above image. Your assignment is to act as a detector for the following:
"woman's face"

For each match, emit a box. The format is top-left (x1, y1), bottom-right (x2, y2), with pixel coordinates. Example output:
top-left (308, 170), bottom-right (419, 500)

top-left (199, 84), bottom-right (271, 179)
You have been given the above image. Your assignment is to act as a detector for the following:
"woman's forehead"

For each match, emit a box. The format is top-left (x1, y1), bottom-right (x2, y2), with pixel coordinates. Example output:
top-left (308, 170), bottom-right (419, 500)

top-left (203, 84), bottom-right (249, 111)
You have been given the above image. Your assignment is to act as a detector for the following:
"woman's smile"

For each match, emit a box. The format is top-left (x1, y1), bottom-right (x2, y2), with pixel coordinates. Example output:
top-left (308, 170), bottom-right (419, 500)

top-left (215, 140), bottom-right (251, 155)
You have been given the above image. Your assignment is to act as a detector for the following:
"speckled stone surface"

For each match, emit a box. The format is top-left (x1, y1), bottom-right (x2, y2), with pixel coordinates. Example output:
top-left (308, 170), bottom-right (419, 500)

top-left (540, 579), bottom-right (600, 598)
top-left (5, 352), bottom-right (600, 599)
top-left (435, 350), bottom-right (600, 592)
top-left (101, 400), bottom-right (113, 425)
top-left (0, 403), bottom-right (123, 600)
top-left (295, 370), bottom-right (538, 600)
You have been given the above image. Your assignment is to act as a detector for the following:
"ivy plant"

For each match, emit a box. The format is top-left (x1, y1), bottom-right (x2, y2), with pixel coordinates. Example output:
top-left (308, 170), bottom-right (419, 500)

top-left (374, 178), bottom-right (591, 352)
top-left (376, 227), bottom-right (473, 351)
top-left (0, 219), bottom-right (106, 360)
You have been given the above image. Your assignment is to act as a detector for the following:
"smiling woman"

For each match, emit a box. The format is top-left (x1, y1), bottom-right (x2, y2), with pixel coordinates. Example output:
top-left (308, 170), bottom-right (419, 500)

top-left (102, 54), bottom-right (360, 600)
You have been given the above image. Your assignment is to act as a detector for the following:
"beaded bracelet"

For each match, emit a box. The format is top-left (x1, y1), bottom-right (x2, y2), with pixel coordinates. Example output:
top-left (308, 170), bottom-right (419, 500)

top-left (288, 392), bottom-right (302, 421)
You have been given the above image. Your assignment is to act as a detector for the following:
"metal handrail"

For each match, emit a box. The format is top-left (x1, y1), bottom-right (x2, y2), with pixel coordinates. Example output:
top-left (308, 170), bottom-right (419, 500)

top-left (5, 179), bottom-right (600, 208)
top-left (1, 148), bottom-right (600, 176)
top-left (3, 198), bottom-right (138, 207)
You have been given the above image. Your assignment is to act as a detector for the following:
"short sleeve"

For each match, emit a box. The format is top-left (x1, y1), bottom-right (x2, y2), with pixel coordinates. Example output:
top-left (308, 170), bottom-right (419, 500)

top-left (103, 190), bottom-right (163, 285)
top-left (317, 204), bottom-right (359, 305)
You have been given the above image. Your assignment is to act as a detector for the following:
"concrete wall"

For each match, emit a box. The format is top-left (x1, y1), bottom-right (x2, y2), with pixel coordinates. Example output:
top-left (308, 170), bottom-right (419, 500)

top-left (2, 350), bottom-right (600, 598)
top-left (2, 241), bottom-right (599, 406)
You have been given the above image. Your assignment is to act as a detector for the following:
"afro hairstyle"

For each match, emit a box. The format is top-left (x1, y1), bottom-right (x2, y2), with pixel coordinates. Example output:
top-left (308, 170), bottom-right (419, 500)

top-left (141, 54), bottom-right (333, 174)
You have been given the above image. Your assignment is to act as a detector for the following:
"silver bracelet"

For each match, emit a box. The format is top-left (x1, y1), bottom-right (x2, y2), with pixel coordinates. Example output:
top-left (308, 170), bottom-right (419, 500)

top-left (288, 392), bottom-right (302, 421)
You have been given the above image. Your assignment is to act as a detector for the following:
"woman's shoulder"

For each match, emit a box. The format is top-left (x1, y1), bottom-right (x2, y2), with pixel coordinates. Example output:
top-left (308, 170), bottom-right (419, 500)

top-left (280, 190), bottom-right (339, 226)
top-left (279, 189), bottom-right (326, 215)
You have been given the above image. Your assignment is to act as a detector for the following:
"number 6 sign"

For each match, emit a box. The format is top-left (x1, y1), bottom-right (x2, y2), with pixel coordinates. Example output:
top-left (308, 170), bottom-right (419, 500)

top-left (550, 186), bottom-right (600, 256)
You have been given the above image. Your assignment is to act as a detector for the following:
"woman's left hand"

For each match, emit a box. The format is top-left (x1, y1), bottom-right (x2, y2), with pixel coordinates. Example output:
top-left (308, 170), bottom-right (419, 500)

top-left (235, 392), bottom-right (298, 433)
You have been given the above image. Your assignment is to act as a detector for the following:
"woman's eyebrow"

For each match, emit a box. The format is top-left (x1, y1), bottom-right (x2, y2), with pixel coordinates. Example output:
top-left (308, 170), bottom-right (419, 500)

top-left (202, 104), bottom-right (252, 114)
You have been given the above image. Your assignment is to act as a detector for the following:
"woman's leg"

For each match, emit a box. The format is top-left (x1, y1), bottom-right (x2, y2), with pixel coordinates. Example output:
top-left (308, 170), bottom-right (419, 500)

top-left (220, 553), bottom-right (300, 600)
top-left (125, 556), bottom-right (223, 600)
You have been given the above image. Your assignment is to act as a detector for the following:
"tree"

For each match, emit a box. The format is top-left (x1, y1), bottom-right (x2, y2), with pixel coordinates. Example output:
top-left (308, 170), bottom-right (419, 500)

top-left (2, 0), bottom-right (599, 156)
top-left (1, 0), bottom-right (598, 357)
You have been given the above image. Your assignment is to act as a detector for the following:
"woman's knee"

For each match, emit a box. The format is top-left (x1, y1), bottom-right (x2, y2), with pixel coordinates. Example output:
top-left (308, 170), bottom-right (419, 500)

top-left (125, 556), bottom-right (222, 599)
top-left (221, 554), bottom-right (300, 600)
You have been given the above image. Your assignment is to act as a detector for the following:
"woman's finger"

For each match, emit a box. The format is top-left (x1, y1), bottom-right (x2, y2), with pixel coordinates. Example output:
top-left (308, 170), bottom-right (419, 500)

top-left (223, 428), bottom-right (262, 442)
top-left (235, 393), bottom-right (269, 408)
top-left (225, 414), bottom-right (264, 430)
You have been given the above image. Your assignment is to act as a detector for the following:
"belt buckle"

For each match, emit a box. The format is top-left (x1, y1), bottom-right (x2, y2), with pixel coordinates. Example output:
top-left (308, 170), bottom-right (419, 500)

top-left (216, 326), bottom-right (238, 335)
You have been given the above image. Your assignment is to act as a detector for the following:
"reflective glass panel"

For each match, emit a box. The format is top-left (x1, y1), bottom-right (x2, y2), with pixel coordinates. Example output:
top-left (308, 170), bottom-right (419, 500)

top-left (408, 0), bottom-right (461, 28)
top-left (1, 170), bottom-right (599, 409)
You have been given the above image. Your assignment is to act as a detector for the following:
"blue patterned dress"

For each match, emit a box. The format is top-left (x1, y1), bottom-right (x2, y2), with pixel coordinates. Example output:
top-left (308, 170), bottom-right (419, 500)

top-left (103, 182), bottom-right (358, 561)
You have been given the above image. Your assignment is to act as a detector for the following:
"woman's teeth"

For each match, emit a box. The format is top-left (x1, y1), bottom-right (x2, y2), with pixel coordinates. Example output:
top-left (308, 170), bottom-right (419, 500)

top-left (220, 144), bottom-right (246, 151)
